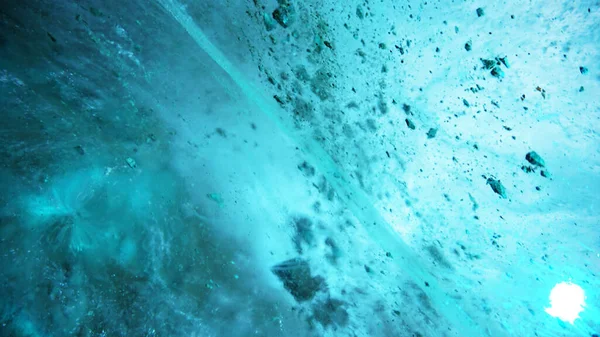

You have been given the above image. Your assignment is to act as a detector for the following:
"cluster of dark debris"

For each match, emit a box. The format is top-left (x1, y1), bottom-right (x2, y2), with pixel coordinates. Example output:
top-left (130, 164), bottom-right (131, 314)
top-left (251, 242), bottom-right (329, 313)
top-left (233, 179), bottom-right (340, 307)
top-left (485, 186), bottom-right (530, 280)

top-left (270, 205), bottom-right (350, 329)
top-left (521, 151), bottom-right (550, 178)
top-left (271, 255), bottom-right (349, 329)
top-left (480, 56), bottom-right (510, 79)
top-left (486, 151), bottom-right (549, 199)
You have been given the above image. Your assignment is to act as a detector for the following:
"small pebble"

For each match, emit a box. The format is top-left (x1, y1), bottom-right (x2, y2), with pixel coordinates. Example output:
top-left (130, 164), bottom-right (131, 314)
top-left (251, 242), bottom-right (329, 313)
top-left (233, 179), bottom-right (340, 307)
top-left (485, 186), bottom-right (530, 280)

top-left (126, 157), bottom-right (137, 168)
top-left (465, 41), bottom-right (472, 51)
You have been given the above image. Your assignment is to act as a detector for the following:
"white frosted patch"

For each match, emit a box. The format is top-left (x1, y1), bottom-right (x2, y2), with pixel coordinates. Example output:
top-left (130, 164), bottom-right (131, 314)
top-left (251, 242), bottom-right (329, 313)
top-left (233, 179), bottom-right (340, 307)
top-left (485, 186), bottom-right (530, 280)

top-left (545, 282), bottom-right (586, 324)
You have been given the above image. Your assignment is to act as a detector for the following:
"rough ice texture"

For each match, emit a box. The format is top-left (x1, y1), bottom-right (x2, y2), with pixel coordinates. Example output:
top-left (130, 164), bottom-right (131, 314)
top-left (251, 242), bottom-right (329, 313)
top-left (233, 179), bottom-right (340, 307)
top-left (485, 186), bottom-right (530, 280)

top-left (1, 0), bottom-right (599, 337)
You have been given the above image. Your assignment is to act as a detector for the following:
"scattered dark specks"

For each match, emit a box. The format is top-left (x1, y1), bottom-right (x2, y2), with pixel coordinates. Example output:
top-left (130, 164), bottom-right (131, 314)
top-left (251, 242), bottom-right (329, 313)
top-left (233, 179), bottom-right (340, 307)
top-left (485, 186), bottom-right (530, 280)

top-left (298, 161), bottom-right (316, 177)
top-left (536, 86), bottom-right (547, 98)
top-left (426, 245), bottom-right (453, 269)
top-left (486, 177), bottom-right (507, 198)
top-left (521, 165), bottom-right (534, 173)
top-left (491, 233), bottom-right (502, 249)
top-left (405, 118), bottom-right (416, 130)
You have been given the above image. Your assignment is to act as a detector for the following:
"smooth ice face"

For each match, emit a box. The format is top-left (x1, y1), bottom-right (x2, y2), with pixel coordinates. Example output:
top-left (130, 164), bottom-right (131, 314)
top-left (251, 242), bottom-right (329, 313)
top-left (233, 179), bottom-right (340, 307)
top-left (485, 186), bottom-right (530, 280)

top-left (545, 282), bottom-right (586, 324)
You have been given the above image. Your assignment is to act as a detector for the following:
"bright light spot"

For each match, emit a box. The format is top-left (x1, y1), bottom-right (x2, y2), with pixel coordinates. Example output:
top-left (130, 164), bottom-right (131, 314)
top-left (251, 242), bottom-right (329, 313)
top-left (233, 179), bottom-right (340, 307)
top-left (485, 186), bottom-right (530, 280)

top-left (545, 282), bottom-right (586, 324)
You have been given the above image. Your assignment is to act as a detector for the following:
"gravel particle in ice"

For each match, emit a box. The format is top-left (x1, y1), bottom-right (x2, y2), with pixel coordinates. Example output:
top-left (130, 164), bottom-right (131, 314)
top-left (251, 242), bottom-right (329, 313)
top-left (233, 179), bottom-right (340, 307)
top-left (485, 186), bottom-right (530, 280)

top-left (486, 177), bottom-right (507, 198)
top-left (126, 157), bottom-right (136, 168)
top-left (525, 151), bottom-right (545, 167)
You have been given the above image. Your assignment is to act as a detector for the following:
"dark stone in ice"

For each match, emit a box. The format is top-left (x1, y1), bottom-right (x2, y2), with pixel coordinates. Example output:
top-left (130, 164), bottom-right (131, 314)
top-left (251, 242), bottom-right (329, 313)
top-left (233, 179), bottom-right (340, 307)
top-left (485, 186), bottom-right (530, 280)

top-left (272, 1), bottom-right (295, 28)
top-left (491, 66), bottom-right (505, 78)
top-left (481, 58), bottom-right (496, 70)
top-left (426, 128), bottom-right (437, 139)
top-left (525, 151), bottom-right (545, 167)
top-left (271, 258), bottom-right (325, 302)
top-left (74, 145), bottom-right (85, 155)
top-left (486, 177), bottom-right (506, 198)
top-left (465, 41), bottom-right (472, 51)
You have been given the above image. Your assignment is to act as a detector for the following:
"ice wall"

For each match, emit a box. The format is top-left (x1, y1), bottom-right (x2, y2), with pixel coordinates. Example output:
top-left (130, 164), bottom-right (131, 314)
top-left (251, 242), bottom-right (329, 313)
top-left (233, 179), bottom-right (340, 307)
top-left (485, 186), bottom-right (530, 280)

top-left (0, 0), bottom-right (599, 337)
